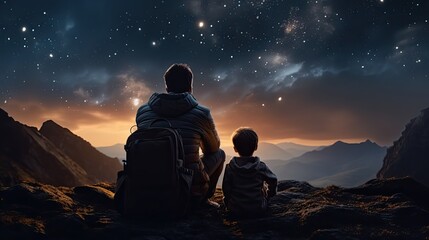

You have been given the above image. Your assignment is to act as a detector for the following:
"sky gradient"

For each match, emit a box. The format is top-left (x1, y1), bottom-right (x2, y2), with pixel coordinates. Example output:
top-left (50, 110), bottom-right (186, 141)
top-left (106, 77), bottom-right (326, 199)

top-left (1, 0), bottom-right (428, 147)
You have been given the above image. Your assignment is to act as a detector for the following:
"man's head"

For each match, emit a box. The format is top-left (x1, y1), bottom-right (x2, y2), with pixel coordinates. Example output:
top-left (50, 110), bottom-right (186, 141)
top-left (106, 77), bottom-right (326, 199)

top-left (232, 127), bottom-right (258, 157)
top-left (164, 63), bottom-right (193, 93)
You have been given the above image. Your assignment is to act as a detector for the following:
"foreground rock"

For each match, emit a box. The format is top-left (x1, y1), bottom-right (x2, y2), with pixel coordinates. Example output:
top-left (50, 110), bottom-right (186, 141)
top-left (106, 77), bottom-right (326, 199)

top-left (378, 107), bottom-right (429, 187)
top-left (1, 178), bottom-right (428, 239)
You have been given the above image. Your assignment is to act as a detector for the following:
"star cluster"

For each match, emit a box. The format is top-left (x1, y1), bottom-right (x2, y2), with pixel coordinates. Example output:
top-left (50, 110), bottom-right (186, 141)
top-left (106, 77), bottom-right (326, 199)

top-left (0, 0), bottom-right (428, 146)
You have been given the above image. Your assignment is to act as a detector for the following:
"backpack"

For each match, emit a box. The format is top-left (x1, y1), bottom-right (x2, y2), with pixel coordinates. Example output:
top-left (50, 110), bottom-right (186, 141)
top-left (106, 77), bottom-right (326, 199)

top-left (114, 119), bottom-right (193, 219)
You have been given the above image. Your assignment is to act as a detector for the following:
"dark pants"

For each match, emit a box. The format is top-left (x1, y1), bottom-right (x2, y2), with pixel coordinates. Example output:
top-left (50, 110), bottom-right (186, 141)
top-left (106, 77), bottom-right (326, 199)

top-left (201, 149), bottom-right (226, 199)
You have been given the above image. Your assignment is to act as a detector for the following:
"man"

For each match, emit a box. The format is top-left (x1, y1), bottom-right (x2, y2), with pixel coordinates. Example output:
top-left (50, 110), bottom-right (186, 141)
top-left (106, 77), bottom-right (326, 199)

top-left (136, 63), bottom-right (225, 208)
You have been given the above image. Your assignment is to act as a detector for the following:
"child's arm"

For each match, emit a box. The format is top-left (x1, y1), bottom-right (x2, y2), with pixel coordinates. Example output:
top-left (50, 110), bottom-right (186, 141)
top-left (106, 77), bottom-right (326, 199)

top-left (261, 163), bottom-right (278, 198)
top-left (222, 164), bottom-right (232, 204)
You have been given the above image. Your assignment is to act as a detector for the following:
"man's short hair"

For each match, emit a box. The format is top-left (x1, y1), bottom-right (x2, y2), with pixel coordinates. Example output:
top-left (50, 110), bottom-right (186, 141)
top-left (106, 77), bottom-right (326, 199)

top-left (232, 127), bottom-right (258, 157)
top-left (164, 63), bottom-right (193, 93)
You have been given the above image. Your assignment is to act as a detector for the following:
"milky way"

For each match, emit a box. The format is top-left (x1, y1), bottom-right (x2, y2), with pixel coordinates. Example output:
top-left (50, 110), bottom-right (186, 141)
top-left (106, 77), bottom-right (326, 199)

top-left (0, 0), bottom-right (428, 146)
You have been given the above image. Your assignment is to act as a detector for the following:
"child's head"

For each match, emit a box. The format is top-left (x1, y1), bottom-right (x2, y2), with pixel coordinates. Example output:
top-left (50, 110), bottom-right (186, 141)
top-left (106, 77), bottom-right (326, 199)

top-left (232, 127), bottom-right (258, 157)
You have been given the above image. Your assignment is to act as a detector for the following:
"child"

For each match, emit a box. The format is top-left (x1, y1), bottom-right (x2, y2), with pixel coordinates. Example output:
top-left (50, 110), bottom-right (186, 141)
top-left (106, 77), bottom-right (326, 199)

top-left (222, 127), bottom-right (278, 216)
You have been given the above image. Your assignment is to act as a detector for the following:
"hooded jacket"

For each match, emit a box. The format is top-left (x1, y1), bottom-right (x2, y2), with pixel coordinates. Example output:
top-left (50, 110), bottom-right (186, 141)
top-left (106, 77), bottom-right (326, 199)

top-left (136, 92), bottom-right (220, 197)
top-left (222, 156), bottom-right (277, 215)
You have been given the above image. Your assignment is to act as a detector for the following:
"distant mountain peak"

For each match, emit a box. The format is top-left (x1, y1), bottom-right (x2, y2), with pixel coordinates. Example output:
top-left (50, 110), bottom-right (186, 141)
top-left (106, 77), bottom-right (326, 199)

top-left (332, 139), bottom-right (378, 147)
top-left (39, 119), bottom-right (121, 183)
top-left (41, 120), bottom-right (65, 131)
top-left (361, 140), bottom-right (385, 150)
top-left (333, 140), bottom-right (346, 146)
top-left (0, 108), bottom-right (91, 186)
top-left (274, 138), bottom-right (386, 188)
top-left (40, 120), bottom-right (77, 143)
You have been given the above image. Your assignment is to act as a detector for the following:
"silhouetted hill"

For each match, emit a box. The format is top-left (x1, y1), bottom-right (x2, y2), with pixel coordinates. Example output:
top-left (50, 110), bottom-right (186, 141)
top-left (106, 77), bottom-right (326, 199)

top-left (269, 140), bottom-right (386, 187)
top-left (101, 140), bottom-right (312, 167)
top-left (276, 142), bottom-right (320, 158)
top-left (1, 177), bottom-right (428, 239)
top-left (378, 107), bottom-right (429, 187)
top-left (40, 120), bottom-right (121, 183)
top-left (97, 143), bottom-right (125, 161)
top-left (223, 142), bottom-right (294, 161)
top-left (0, 108), bottom-right (90, 187)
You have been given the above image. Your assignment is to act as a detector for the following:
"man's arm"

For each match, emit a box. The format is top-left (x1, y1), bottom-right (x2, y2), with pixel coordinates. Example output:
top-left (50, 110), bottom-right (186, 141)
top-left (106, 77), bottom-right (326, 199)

top-left (135, 104), bottom-right (151, 128)
top-left (200, 109), bottom-right (221, 154)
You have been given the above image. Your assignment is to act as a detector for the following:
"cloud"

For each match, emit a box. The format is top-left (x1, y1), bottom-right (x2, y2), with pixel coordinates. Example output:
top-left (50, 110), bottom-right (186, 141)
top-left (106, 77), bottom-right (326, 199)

top-left (2, 99), bottom-right (134, 147)
top-left (186, 0), bottom-right (236, 19)
top-left (65, 20), bottom-right (75, 31)
top-left (2, 0), bottom-right (428, 148)
top-left (265, 53), bottom-right (289, 68)
top-left (271, 63), bottom-right (303, 87)
top-left (119, 72), bottom-right (153, 106)
top-left (74, 87), bottom-right (91, 99)
top-left (61, 69), bottom-right (111, 87)
top-left (195, 68), bottom-right (429, 146)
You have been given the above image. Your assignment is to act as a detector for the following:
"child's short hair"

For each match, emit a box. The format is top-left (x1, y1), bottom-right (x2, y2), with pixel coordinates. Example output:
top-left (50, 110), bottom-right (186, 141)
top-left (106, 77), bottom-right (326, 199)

top-left (232, 127), bottom-right (258, 156)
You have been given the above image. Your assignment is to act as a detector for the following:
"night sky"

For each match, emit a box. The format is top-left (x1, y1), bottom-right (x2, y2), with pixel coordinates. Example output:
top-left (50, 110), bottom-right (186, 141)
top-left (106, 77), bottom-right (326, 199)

top-left (1, 0), bottom-right (428, 147)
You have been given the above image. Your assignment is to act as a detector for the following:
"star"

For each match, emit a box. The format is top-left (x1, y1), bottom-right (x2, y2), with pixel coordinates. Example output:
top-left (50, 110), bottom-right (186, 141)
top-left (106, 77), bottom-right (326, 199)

top-left (21, 26), bottom-right (27, 32)
top-left (133, 98), bottom-right (140, 106)
top-left (198, 21), bottom-right (205, 28)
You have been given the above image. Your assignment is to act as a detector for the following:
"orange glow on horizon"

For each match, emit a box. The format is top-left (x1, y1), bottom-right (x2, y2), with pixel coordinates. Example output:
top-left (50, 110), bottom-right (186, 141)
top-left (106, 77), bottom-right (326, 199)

top-left (1, 100), bottom-right (377, 148)
top-left (77, 124), bottom-right (368, 148)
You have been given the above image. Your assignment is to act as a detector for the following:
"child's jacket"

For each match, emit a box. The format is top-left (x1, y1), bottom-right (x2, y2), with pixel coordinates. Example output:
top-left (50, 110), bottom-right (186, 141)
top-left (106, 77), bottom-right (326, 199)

top-left (222, 156), bottom-right (277, 215)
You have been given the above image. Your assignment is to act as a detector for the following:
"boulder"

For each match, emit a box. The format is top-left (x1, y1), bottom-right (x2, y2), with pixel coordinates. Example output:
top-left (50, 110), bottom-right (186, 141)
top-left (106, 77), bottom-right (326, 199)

top-left (1, 178), bottom-right (429, 239)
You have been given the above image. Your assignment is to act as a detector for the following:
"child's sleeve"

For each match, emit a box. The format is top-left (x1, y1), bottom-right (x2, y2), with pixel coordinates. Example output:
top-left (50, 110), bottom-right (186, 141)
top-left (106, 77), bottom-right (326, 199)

top-left (222, 164), bottom-right (232, 202)
top-left (262, 163), bottom-right (278, 198)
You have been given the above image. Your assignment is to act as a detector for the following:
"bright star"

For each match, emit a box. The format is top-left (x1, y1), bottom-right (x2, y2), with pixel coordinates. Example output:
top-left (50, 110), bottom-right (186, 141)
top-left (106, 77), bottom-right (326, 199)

top-left (22, 27), bottom-right (27, 32)
top-left (278, 97), bottom-right (282, 101)
top-left (133, 98), bottom-right (140, 106)
top-left (198, 21), bottom-right (205, 28)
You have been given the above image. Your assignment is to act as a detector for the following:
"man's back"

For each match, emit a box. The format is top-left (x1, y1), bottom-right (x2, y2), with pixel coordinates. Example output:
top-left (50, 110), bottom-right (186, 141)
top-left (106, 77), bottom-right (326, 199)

top-left (136, 92), bottom-right (221, 198)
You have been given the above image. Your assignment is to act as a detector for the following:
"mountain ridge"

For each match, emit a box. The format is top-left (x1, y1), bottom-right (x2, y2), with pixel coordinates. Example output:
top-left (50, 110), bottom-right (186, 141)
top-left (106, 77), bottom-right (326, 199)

top-left (0, 108), bottom-right (121, 187)
top-left (40, 119), bottom-right (121, 183)
top-left (0, 108), bottom-right (91, 186)
top-left (267, 140), bottom-right (386, 187)
top-left (378, 107), bottom-right (429, 187)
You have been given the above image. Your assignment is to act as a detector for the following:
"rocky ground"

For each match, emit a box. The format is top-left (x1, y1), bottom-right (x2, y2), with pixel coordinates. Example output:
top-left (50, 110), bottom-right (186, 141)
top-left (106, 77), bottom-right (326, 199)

top-left (1, 177), bottom-right (429, 240)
